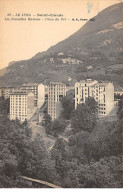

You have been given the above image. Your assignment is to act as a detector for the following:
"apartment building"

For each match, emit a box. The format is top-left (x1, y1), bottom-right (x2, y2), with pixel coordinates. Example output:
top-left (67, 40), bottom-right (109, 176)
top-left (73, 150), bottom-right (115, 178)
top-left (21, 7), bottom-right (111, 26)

top-left (21, 83), bottom-right (45, 108)
top-left (48, 82), bottom-right (66, 120)
top-left (0, 86), bottom-right (15, 99)
top-left (75, 79), bottom-right (98, 109)
top-left (93, 82), bottom-right (114, 116)
top-left (10, 90), bottom-right (35, 122)
top-left (75, 79), bottom-right (114, 117)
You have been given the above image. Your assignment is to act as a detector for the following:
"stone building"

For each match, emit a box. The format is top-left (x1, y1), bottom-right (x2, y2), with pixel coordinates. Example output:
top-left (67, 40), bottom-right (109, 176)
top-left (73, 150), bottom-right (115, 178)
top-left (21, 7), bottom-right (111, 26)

top-left (48, 82), bottom-right (66, 120)
top-left (10, 90), bottom-right (35, 122)
top-left (75, 79), bottom-right (114, 117)
top-left (21, 83), bottom-right (45, 108)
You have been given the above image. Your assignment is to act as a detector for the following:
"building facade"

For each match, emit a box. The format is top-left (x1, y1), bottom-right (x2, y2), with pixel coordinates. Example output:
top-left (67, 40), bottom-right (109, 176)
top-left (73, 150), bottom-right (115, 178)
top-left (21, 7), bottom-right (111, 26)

top-left (10, 90), bottom-right (35, 122)
top-left (75, 79), bottom-right (98, 109)
top-left (75, 79), bottom-right (114, 117)
top-left (92, 82), bottom-right (114, 116)
top-left (0, 86), bottom-right (15, 99)
top-left (21, 83), bottom-right (45, 108)
top-left (48, 82), bottom-right (66, 120)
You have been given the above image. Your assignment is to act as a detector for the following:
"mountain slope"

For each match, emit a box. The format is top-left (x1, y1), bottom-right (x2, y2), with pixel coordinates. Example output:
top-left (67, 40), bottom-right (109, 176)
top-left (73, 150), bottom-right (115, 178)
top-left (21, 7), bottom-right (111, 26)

top-left (0, 2), bottom-right (123, 87)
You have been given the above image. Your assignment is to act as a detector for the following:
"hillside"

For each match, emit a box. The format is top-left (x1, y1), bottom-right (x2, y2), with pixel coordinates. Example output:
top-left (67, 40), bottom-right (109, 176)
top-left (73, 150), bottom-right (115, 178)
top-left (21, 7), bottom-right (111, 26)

top-left (0, 2), bottom-right (123, 87)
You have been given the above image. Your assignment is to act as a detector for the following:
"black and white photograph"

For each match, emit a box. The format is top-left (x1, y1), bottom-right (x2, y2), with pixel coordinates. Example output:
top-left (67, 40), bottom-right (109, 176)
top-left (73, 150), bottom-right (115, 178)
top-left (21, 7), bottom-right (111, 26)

top-left (0, 0), bottom-right (122, 191)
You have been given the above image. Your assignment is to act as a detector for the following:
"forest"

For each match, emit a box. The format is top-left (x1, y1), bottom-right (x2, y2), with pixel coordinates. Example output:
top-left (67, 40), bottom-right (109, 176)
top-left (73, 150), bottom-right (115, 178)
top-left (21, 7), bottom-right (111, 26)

top-left (0, 95), bottom-right (122, 188)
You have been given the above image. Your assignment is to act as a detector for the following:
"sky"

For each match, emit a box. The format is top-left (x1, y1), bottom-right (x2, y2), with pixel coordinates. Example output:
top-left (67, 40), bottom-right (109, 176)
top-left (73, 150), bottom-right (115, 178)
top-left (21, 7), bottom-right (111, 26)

top-left (0, 0), bottom-right (122, 69)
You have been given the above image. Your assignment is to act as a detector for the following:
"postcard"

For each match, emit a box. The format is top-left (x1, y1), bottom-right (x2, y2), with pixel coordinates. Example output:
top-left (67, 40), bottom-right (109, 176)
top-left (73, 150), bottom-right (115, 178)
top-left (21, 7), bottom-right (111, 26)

top-left (0, 0), bottom-right (122, 189)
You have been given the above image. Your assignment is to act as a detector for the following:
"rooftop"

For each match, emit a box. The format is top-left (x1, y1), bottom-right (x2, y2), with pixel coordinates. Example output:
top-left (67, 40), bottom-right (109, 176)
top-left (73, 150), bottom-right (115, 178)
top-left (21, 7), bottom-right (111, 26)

top-left (49, 82), bottom-right (66, 86)
top-left (79, 79), bottom-right (97, 83)
top-left (10, 90), bottom-right (33, 95)
top-left (94, 81), bottom-right (113, 87)
top-left (22, 83), bottom-right (39, 87)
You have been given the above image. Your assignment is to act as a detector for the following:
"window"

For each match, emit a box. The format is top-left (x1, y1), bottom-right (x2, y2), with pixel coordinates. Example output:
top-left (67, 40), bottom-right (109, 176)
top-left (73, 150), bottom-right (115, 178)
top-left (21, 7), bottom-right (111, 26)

top-left (76, 87), bottom-right (78, 95)
top-left (104, 95), bottom-right (105, 103)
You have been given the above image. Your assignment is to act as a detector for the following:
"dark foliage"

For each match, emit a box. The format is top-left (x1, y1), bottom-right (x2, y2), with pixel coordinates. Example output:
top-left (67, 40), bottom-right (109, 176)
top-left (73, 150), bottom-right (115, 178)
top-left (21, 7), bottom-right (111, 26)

top-left (43, 113), bottom-right (66, 137)
top-left (0, 100), bottom-right (60, 187)
top-left (71, 98), bottom-right (97, 133)
top-left (61, 93), bottom-right (75, 120)
top-left (0, 95), bottom-right (122, 188)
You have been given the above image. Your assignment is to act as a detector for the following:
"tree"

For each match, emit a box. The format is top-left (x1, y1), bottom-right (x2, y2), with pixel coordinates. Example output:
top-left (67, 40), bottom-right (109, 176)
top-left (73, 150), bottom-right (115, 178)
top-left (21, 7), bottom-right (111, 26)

top-left (43, 113), bottom-right (52, 126)
top-left (0, 97), bottom-right (10, 115)
top-left (85, 97), bottom-right (98, 115)
top-left (76, 156), bottom-right (122, 188)
top-left (22, 119), bottom-right (28, 126)
top-left (43, 113), bottom-right (52, 134)
top-left (0, 142), bottom-right (18, 177)
top-left (61, 94), bottom-right (74, 120)
top-left (0, 93), bottom-right (122, 188)
top-left (71, 103), bottom-right (96, 133)
top-left (51, 119), bottom-right (66, 137)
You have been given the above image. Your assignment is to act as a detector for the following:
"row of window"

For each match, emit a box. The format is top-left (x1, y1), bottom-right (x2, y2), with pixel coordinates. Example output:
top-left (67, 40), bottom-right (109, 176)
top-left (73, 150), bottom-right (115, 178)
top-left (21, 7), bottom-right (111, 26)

top-left (93, 91), bottom-right (105, 95)
top-left (10, 95), bottom-right (27, 97)
top-left (11, 102), bottom-right (27, 105)
top-left (10, 111), bottom-right (27, 114)
top-left (11, 105), bottom-right (27, 107)
top-left (17, 108), bottom-right (27, 110)
top-left (16, 97), bottom-right (26, 99)
top-left (77, 84), bottom-right (89, 87)
top-left (48, 111), bottom-right (56, 115)
top-left (49, 85), bottom-right (65, 88)
top-left (11, 114), bottom-right (27, 116)
top-left (48, 102), bottom-right (55, 105)
top-left (99, 111), bottom-right (106, 114)
top-left (76, 86), bottom-right (105, 91)
top-left (50, 113), bottom-right (56, 117)
top-left (11, 99), bottom-right (27, 101)
top-left (48, 110), bottom-right (56, 113)
top-left (99, 107), bottom-right (106, 110)
top-left (10, 108), bottom-right (27, 110)
top-left (10, 109), bottom-right (27, 112)
top-left (49, 92), bottom-right (65, 95)
top-left (48, 105), bottom-right (56, 108)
